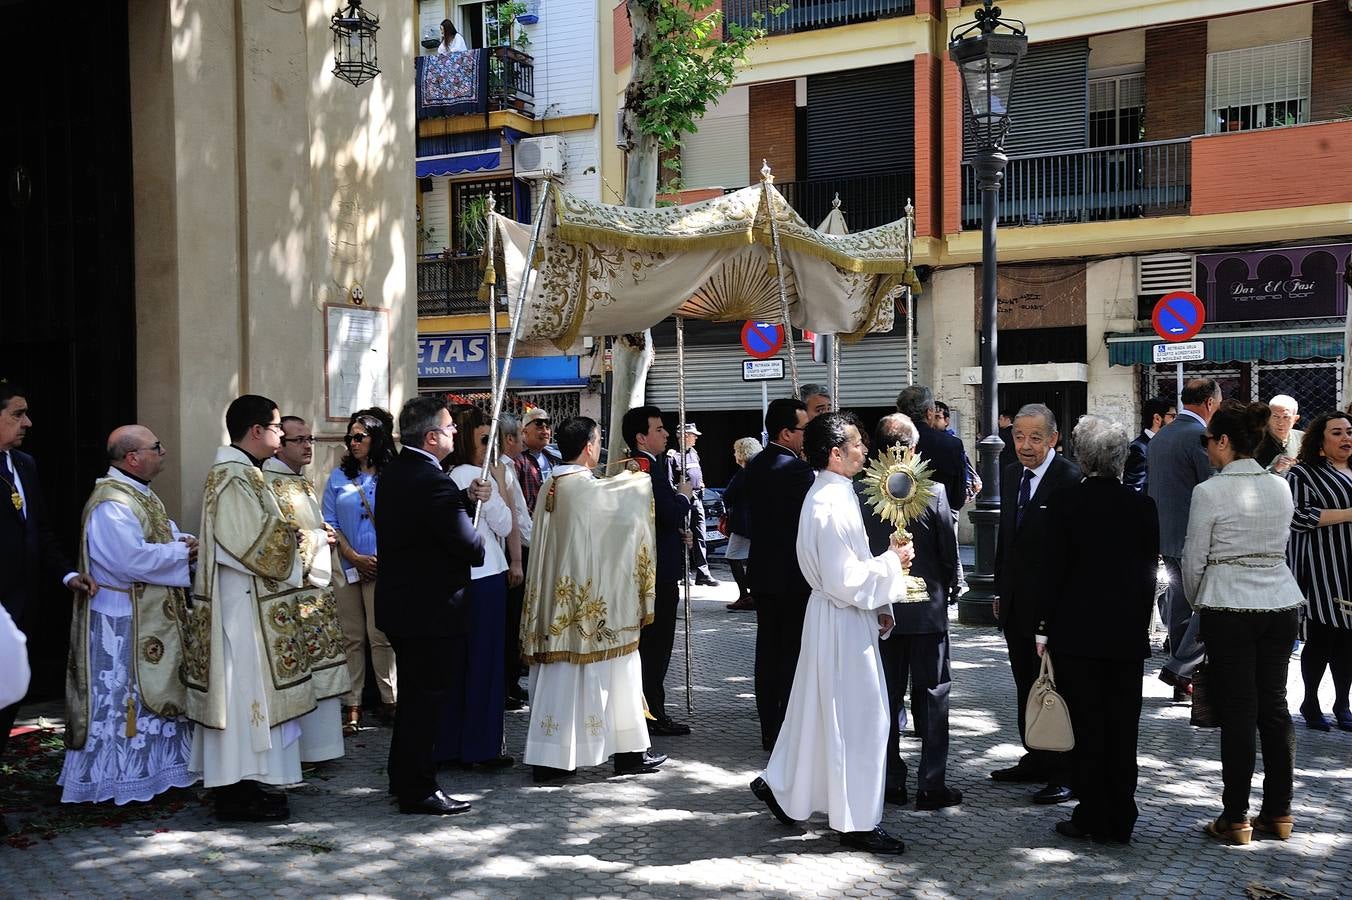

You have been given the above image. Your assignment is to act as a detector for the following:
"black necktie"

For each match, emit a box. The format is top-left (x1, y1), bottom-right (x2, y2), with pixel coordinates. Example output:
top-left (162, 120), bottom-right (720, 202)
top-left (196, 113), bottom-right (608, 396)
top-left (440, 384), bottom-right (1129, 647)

top-left (0, 451), bottom-right (23, 520)
top-left (1016, 468), bottom-right (1034, 528)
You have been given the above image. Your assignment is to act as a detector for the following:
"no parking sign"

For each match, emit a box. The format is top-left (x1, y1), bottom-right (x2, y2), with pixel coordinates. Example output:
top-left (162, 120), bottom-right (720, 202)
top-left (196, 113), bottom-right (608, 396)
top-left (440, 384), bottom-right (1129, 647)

top-left (740, 321), bottom-right (785, 360)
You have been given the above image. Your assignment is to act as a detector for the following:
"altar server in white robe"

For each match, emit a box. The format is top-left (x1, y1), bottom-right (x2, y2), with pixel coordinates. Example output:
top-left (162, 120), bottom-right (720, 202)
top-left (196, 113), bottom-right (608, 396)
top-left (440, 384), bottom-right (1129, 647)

top-left (751, 411), bottom-right (913, 855)
top-left (520, 417), bottom-right (667, 782)
top-left (60, 426), bottom-right (198, 805)
top-left (187, 396), bottom-right (328, 823)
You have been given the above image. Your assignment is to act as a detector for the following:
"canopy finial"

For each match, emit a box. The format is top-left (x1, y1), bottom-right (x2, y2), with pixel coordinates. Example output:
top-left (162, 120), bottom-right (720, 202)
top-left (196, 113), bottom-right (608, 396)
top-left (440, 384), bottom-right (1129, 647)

top-left (486, 191), bottom-right (497, 213)
top-left (831, 193), bottom-right (842, 210)
top-left (905, 197), bottom-right (914, 218)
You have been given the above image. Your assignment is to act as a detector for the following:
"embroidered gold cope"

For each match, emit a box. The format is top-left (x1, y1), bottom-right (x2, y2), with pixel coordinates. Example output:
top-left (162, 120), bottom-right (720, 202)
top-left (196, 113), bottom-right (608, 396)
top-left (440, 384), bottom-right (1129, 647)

top-left (184, 447), bottom-right (331, 730)
top-left (261, 458), bottom-right (349, 704)
top-left (520, 469), bottom-right (656, 665)
top-left (65, 478), bottom-right (189, 750)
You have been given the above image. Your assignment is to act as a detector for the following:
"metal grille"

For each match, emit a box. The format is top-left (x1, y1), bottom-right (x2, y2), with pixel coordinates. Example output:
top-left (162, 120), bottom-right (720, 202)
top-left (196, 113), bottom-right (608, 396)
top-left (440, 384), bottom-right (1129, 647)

top-left (433, 389), bottom-right (581, 423)
top-left (1206, 39), bottom-right (1310, 134)
top-left (1142, 357), bottom-right (1345, 419)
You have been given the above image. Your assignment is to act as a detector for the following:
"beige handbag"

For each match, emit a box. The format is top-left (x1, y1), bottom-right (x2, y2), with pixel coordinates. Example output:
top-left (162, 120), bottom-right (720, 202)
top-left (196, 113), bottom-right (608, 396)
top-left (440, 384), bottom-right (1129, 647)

top-left (1024, 651), bottom-right (1074, 752)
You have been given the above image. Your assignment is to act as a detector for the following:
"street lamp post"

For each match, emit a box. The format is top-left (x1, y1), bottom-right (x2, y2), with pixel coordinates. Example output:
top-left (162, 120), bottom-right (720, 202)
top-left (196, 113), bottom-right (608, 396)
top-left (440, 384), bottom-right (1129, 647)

top-left (950, 1), bottom-right (1026, 627)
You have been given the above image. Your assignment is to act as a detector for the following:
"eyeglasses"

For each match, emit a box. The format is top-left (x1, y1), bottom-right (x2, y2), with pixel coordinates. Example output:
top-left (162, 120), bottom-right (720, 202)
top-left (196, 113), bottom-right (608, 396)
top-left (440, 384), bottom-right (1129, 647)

top-left (262, 423), bottom-right (284, 435)
top-left (127, 441), bottom-right (164, 456)
top-left (1199, 434), bottom-right (1216, 448)
top-left (344, 433), bottom-right (369, 445)
top-left (282, 436), bottom-right (317, 446)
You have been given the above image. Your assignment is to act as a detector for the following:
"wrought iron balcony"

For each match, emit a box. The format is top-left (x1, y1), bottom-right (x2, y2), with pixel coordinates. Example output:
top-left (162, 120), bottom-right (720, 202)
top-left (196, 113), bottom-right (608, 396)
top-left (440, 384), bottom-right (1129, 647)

top-left (961, 139), bottom-right (1191, 229)
top-left (774, 172), bottom-right (914, 233)
top-left (417, 255), bottom-right (496, 317)
top-left (723, 0), bottom-right (914, 37)
top-left (415, 47), bottom-right (534, 121)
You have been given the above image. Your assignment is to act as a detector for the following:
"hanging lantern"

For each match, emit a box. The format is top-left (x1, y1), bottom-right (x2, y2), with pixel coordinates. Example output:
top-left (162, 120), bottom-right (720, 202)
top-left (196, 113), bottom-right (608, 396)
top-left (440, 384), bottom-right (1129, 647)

top-left (330, 0), bottom-right (380, 88)
top-left (949, 1), bottom-right (1027, 151)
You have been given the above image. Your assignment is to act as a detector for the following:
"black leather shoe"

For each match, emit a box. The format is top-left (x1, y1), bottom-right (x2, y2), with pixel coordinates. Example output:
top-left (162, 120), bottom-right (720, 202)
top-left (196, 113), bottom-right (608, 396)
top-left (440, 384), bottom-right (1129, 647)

top-left (649, 717), bottom-right (691, 736)
top-left (839, 826), bottom-right (905, 855)
top-left (614, 750), bottom-right (667, 775)
top-left (1159, 669), bottom-right (1192, 701)
top-left (1334, 708), bottom-right (1352, 732)
top-left (1301, 705), bottom-right (1332, 731)
top-left (1055, 820), bottom-right (1092, 840)
top-left (915, 787), bottom-right (963, 810)
top-left (479, 754), bottom-right (515, 769)
top-left (505, 695), bottom-right (527, 711)
top-left (533, 765), bottom-right (574, 784)
top-left (990, 764), bottom-right (1043, 783)
top-left (399, 790), bottom-right (471, 815)
top-left (884, 785), bottom-right (909, 806)
top-left (1033, 784), bottom-right (1075, 805)
top-left (750, 776), bottom-right (798, 827)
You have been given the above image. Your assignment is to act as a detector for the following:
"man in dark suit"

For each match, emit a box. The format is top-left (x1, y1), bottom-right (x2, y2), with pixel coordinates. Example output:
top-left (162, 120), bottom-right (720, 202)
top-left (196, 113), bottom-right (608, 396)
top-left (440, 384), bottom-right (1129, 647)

top-left (857, 413), bottom-right (962, 811)
top-left (1122, 397), bottom-right (1175, 494)
top-left (744, 397), bottom-right (814, 751)
top-left (898, 386), bottom-right (969, 603)
top-left (998, 410), bottom-right (1017, 473)
top-left (990, 403), bottom-right (1082, 805)
top-left (1148, 378), bottom-right (1220, 698)
top-left (0, 382), bottom-right (96, 771)
top-left (374, 396), bottom-right (489, 816)
top-left (623, 405), bottom-right (695, 737)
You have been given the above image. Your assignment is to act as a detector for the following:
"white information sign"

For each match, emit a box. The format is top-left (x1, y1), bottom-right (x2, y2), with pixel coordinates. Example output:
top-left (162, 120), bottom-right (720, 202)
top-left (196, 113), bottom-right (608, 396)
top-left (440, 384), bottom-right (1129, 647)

top-left (742, 358), bottom-right (785, 381)
top-left (1152, 341), bottom-right (1205, 364)
top-left (326, 305), bottom-right (391, 421)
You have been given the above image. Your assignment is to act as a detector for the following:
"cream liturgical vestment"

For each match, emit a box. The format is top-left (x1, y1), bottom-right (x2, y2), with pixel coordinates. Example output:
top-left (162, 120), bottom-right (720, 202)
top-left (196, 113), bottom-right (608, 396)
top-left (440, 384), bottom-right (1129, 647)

top-left (187, 446), bottom-right (343, 787)
top-left (762, 470), bottom-right (905, 833)
top-left (520, 465), bottom-right (656, 770)
top-left (262, 457), bottom-right (350, 763)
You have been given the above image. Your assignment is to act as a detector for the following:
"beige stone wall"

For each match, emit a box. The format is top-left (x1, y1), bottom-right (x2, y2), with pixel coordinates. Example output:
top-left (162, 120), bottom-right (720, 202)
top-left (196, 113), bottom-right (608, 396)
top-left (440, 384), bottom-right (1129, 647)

top-left (921, 266), bottom-right (978, 540)
top-left (129, 0), bottom-right (416, 525)
top-left (1085, 258), bottom-right (1140, 431)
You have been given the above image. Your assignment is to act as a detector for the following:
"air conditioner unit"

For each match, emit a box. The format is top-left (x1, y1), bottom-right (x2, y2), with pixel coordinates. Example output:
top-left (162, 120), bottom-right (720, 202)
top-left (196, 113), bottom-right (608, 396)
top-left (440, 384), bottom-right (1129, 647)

top-left (515, 135), bottom-right (564, 180)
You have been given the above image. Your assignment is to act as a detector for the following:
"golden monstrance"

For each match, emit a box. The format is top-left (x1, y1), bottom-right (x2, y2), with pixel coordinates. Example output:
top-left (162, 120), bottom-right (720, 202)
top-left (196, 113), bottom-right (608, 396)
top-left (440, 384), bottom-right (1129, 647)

top-left (861, 444), bottom-right (937, 603)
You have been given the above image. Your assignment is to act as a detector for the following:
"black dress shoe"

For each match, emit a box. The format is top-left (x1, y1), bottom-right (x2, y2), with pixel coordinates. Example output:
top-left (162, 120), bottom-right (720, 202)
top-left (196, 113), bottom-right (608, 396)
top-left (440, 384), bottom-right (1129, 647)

top-left (750, 776), bottom-right (798, 827)
top-left (990, 764), bottom-right (1043, 783)
top-left (533, 765), bottom-right (574, 784)
top-left (399, 790), bottom-right (472, 815)
top-left (1301, 705), bottom-right (1332, 731)
top-left (1334, 708), bottom-right (1352, 732)
top-left (915, 787), bottom-right (963, 810)
top-left (884, 785), bottom-right (909, 806)
top-left (839, 826), bottom-right (905, 855)
top-left (1055, 820), bottom-right (1092, 840)
top-left (479, 754), bottom-right (515, 769)
top-left (614, 750), bottom-right (667, 775)
top-left (649, 717), bottom-right (691, 736)
top-left (505, 695), bottom-right (527, 711)
top-left (1032, 784), bottom-right (1075, 805)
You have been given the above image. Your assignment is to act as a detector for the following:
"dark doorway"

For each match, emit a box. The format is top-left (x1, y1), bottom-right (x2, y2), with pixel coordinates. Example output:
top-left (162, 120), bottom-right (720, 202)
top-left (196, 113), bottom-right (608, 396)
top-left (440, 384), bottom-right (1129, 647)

top-left (1, 1), bottom-right (137, 696)
top-left (997, 383), bottom-right (1088, 455)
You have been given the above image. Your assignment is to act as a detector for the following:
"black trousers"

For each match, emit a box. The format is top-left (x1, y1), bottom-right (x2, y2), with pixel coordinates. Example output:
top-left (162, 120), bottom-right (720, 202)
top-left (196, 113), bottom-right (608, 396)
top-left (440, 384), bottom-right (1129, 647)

top-left (387, 634), bottom-right (461, 803)
top-left (881, 631), bottom-right (951, 792)
top-left (685, 499), bottom-right (712, 580)
top-left (755, 590), bottom-right (809, 749)
top-left (505, 547), bottom-right (528, 692)
top-left (1301, 618), bottom-right (1352, 715)
top-left (639, 579), bottom-right (680, 720)
top-left (1056, 653), bottom-right (1143, 842)
top-left (1005, 629), bottom-right (1071, 783)
top-left (1201, 607), bottom-right (1299, 821)
top-left (0, 699), bottom-right (20, 763)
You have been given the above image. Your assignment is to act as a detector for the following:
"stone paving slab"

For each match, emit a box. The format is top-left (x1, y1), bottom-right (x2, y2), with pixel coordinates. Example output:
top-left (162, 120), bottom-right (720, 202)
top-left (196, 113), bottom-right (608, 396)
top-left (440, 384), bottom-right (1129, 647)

top-left (2, 564), bottom-right (1348, 898)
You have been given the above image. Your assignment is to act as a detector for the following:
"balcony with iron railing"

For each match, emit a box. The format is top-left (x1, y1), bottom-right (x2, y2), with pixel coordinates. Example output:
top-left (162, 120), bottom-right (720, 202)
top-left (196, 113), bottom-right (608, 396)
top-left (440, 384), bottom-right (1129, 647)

top-left (722, 0), bottom-right (914, 38)
top-left (960, 139), bottom-right (1191, 229)
top-left (418, 255), bottom-right (507, 317)
top-left (772, 172), bottom-right (914, 232)
top-left (415, 47), bottom-right (535, 121)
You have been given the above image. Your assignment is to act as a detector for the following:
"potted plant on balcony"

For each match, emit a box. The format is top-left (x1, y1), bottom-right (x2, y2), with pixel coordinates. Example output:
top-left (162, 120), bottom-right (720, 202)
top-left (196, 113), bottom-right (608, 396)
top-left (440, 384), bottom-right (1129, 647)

top-left (456, 195), bottom-right (493, 253)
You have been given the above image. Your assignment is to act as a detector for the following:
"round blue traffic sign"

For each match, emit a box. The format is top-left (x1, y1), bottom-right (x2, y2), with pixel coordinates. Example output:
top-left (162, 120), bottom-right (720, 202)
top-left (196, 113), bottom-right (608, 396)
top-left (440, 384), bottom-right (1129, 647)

top-left (741, 321), bottom-right (785, 360)
top-left (1152, 292), bottom-right (1206, 342)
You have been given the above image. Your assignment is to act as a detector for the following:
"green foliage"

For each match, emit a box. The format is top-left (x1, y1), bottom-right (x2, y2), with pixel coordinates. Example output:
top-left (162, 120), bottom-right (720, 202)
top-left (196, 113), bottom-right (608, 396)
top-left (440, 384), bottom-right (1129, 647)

top-left (489, 1), bottom-right (531, 50)
top-left (457, 196), bottom-right (492, 252)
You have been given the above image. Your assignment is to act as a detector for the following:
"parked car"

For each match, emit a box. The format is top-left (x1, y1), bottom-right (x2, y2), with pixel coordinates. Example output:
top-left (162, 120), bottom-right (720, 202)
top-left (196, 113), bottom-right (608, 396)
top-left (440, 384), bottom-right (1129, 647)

top-left (700, 487), bottom-right (727, 556)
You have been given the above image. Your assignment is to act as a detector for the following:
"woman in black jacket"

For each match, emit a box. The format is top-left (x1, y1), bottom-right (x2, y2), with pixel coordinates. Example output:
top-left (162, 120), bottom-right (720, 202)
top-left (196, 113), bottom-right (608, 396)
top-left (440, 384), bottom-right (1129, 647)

top-left (722, 437), bottom-right (761, 611)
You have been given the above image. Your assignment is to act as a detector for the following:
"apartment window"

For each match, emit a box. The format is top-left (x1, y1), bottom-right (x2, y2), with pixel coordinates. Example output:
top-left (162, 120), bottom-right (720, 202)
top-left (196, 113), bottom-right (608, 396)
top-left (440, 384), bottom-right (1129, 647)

top-left (1089, 73), bottom-right (1144, 147)
top-left (1206, 39), bottom-right (1310, 134)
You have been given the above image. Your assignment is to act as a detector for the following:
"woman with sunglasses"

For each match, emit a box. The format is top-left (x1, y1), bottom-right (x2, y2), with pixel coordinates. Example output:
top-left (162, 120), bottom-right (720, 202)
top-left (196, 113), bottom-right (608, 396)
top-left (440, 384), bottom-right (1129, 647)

top-left (1183, 400), bottom-right (1304, 845)
top-left (434, 405), bottom-right (515, 768)
top-left (324, 408), bottom-right (398, 735)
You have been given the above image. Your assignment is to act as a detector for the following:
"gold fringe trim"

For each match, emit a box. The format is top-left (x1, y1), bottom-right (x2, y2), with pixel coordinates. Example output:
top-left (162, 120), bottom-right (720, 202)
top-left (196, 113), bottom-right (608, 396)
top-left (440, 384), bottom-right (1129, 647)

top-left (769, 230), bottom-right (911, 275)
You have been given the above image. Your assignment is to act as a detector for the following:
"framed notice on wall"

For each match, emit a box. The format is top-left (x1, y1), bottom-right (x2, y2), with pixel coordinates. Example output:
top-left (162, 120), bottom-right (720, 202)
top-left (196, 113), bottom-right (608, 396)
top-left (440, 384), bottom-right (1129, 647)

top-left (325, 304), bottom-right (391, 422)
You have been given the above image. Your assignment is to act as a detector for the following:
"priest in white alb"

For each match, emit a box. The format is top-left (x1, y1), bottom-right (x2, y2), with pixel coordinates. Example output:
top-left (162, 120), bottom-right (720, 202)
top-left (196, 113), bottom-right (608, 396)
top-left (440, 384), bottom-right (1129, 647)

top-left (520, 416), bottom-right (667, 782)
top-left (263, 414), bottom-right (350, 765)
top-left (751, 411), bottom-right (913, 855)
top-left (60, 425), bottom-right (198, 805)
top-left (186, 395), bottom-right (326, 823)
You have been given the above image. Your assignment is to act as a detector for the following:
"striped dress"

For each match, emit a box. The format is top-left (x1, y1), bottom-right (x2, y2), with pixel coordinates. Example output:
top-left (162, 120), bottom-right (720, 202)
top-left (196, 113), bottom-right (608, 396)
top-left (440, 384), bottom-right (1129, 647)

top-left (1287, 460), bottom-right (1352, 630)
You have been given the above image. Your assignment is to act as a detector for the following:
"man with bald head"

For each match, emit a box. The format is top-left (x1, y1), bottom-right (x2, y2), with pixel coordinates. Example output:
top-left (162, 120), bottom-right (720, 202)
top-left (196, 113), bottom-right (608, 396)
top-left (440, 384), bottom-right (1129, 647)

top-left (59, 425), bottom-right (199, 805)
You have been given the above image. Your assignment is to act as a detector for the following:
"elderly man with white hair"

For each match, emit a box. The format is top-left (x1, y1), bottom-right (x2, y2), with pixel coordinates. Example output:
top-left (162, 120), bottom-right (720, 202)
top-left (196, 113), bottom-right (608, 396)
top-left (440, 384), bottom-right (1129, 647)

top-left (1257, 394), bottom-right (1303, 474)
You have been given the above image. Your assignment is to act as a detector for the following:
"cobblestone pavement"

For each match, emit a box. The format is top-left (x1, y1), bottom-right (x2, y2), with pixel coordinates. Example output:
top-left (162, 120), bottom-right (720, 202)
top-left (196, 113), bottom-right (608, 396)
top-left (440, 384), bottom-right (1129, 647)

top-left (3, 563), bottom-right (1349, 898)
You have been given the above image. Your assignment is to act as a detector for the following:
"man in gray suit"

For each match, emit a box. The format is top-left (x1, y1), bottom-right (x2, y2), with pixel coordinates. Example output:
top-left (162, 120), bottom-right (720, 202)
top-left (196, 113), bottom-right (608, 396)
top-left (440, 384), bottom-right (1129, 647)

top-left (1148, 377), bottom-right (1221, 699)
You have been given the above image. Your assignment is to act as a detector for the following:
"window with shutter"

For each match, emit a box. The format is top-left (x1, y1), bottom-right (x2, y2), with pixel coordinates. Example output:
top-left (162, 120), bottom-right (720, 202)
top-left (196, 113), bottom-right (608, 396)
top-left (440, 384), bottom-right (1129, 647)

top-left (1205, 40), bottom-right (1310, 134)
top-left (1089, 73), bottom-right (1144, 147)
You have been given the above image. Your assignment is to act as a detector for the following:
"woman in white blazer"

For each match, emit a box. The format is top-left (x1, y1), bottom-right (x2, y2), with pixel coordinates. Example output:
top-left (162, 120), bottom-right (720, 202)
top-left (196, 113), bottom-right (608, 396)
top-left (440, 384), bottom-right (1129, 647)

top-left (1183, 400), bottom-right (1304, 846)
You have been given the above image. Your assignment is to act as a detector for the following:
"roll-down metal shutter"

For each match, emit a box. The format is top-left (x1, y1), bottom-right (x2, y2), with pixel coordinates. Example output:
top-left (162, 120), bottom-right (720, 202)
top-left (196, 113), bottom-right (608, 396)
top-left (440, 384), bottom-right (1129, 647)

top-left (964, 39), bottom-right (1090, 160)
top-left (806, 63), bottom-right (914, 180)
top-left (645, 335), bottom-right (915, 412)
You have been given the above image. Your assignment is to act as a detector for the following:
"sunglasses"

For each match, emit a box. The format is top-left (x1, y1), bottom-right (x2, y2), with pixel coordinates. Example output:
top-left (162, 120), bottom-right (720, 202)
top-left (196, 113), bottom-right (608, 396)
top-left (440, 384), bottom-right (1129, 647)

top-left (344, 433), bottom-right (369, 445)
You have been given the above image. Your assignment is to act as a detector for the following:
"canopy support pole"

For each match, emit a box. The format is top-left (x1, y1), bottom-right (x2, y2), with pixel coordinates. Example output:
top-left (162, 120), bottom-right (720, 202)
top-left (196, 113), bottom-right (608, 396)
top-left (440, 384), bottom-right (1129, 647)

top-left (476, 182), bottom-right (552, 526)
top-left (760, 161), bottom-right (800, 397)
top-left (830, 335), bottom-right (841, 410)
top-left (675, 315), bottom-right (693, 715)
top-left (485, 192), bottom-right (499, 405)
top-left (905, 198), bottom-right (917, 386)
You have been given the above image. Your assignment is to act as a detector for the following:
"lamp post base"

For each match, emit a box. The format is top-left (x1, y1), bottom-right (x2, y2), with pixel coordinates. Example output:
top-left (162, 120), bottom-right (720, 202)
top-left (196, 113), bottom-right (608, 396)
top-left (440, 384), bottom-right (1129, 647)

top-left (957, 503), bottom-right (1001, 626)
